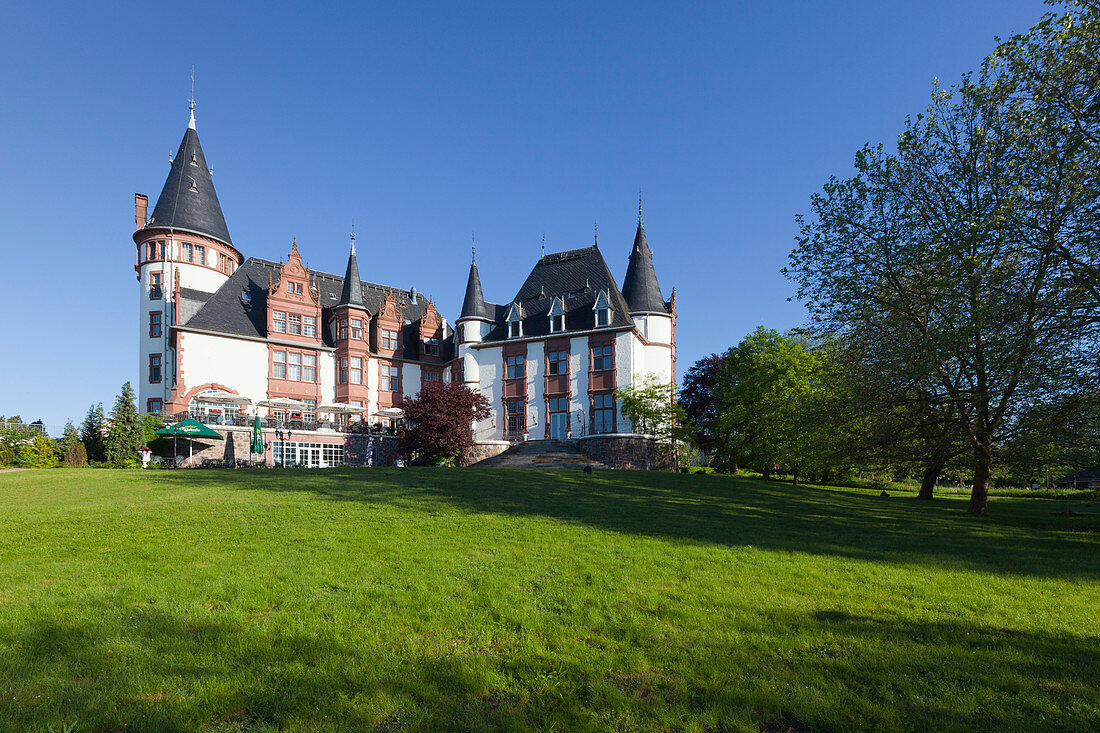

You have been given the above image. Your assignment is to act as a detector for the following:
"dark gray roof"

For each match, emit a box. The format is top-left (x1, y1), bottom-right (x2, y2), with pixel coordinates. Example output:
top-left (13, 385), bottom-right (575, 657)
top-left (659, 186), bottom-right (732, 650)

top-left (620, 222), bottom-right (667, 314)
top-left (182, 258), bottom-right (446, 361)
top-left (177, 287), bottom-right (215, 325)
top-left (459, 261), bottom-right (493, 320)
top-left (482, 246), bottom-right (634, 341)
top-left (337, 244), bottom-right (366, 307)
top-left (140, 122), bottom-right (232, 247)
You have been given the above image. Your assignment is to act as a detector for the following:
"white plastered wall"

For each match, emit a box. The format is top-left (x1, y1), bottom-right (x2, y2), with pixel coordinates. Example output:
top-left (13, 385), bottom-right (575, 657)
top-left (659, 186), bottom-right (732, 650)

top-left (179, 332), bottom-right (269, 403)
top-left (473, 344), bottom-right (502, 440)
top-left (569, 336), bottom-right (589, 436)
top-left (526, 341), bottom-right (545, 435)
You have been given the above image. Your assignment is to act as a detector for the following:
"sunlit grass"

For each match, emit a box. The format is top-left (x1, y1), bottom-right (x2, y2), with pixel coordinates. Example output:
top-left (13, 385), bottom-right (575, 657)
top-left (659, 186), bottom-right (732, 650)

top-left (0, 468), bottom-right (1097, 732)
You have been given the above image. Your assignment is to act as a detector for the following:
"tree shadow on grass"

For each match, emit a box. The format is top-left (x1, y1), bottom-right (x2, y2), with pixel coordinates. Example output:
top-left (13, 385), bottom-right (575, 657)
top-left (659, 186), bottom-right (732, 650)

top-left (155, 468), bottom-right (1100, 581)
top-left (0, 603), bottom-right (1095, 732)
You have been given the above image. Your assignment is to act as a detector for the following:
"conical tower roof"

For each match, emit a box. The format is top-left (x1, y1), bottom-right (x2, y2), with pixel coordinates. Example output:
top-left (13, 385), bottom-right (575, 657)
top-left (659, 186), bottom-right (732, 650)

top-left (337, 237), bottom-right (366, 307)
top-left (460, 260), bottom-right (493, 320)
top-left (621, 220), bottom-right (665, 314)
top-left (143, 114), bottom-right (232, 246)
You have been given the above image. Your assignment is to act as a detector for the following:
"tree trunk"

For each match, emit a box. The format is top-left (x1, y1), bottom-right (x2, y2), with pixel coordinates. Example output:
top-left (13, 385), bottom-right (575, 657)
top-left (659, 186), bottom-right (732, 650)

top-left (917, 461), bottom-right (942, 501)
top-left (968, 443), bottom-right (992, 517)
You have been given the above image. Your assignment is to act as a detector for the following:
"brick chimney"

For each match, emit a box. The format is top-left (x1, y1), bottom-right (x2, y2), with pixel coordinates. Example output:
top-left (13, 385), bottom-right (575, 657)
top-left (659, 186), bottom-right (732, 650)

top-left (134, 193), bottom-right (148, 230)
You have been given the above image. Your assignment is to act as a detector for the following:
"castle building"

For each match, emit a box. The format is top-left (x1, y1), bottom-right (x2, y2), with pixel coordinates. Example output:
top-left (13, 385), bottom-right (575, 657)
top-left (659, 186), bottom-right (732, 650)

top-left (135, 107), bottom-right (675, 465)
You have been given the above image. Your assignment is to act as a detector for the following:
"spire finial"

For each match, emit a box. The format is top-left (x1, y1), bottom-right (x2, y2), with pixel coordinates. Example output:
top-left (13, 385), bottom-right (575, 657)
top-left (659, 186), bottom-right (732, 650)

top-left (541, 234), bottom-right (545, 258)
top-left (638, 190), bottom-right (643, 225)
top-left (188, 66), bottom-right (196, 130)
top-left (471, 233), bottom-right (476, 264)
top-left (350, 220), bottom-right (356, 256)
top-left (594, 221), bottom-right (598, 247)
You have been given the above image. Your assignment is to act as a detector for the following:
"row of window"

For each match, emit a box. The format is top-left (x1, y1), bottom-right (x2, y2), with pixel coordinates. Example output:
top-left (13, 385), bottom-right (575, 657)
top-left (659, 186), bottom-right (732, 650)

top-left (273, 311), bottom-right (317, 337)
top-left (504, 394), bottom-right (615, 436)
top-left (506, 304), bottom-right (611, 338)
top-left (272, 440), bottom-right (344, 467)
top-left (273, 350), bottom-right (317, 381)
top-left (144, 240), bottom-right (236, 274)
top-left (504, 345), bottom-right (613, 379)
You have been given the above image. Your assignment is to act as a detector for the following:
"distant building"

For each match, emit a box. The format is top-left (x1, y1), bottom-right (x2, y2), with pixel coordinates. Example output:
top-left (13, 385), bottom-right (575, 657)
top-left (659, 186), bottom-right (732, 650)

top-left (134, 105), bottom-right (676, 463)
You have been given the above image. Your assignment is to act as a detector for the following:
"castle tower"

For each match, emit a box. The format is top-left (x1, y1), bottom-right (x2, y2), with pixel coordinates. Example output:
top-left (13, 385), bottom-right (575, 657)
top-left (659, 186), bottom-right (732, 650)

top-left (455, 247), bottom-right (493, 388)
top-left (133, 104), bottom-right (243, 414)
top-left (620, 207), bottom-right (675, 384)
top-left (333, 234), bottom-right (371, 411)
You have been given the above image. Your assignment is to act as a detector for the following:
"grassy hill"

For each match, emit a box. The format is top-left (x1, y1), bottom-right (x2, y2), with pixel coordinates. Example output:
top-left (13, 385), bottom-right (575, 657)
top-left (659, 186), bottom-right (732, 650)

top-left (0, 468), bottom-right (1097, 732)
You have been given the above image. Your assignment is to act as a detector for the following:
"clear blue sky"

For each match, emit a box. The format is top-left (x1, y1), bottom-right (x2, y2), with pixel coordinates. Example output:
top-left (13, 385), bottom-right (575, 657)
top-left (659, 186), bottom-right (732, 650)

top-left (0, 0), bottom-right (1049, 430)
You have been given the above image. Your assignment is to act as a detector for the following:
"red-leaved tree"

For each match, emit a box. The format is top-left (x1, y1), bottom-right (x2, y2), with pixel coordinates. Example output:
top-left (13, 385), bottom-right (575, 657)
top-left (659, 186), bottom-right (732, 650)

top-left (400, 381), bottom-right (491, 465)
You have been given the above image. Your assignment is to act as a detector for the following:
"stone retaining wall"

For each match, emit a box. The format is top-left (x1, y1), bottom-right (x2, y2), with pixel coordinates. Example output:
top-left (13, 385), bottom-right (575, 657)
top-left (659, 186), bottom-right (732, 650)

top-left (462, 441), bottom-right (512, 467)
top-left (576, 434), bottom-right (675, 470)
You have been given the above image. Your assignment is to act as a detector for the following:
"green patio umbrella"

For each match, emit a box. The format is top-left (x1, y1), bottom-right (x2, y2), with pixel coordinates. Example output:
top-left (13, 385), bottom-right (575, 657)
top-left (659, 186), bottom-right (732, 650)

top-left (155, 419), bottom-right (223, 467)
top-left (251, 415), bottom-right (264, 465)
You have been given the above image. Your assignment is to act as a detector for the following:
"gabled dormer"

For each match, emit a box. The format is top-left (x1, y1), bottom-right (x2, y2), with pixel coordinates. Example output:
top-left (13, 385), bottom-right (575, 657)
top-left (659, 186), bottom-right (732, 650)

top-left (548, 296), bottom-right (566, 334)
top-left (267, 238), bottom-right (321, 344)
top-left (593, 289), bottom-right (612, 328)
top-left (506, 302), bottom-right (523, 338)
top-left (373, 290), bottom-right (403, 357)
top-left (419, 299), bottom-right (444, 361)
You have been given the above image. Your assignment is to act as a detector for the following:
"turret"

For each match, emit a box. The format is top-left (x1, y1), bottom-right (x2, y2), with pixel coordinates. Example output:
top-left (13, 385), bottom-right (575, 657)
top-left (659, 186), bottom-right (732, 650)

top-left (134, 103), bottom-right (242, 416)
top-left (333, 234), bottom-right (371, 406)
top-left (456, 244), bottom-right (493, 345)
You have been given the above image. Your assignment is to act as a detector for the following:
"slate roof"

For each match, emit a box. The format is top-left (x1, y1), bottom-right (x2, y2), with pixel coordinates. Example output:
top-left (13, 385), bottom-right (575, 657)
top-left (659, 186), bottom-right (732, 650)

top-left (139, 119), bottom-right (233, 247)
top-left (620, 221), bottom-right (667, 314)
top-left (181, 257), bottom-right (452, 361)
top-left (481, 246), bottom-right (635, 342)
top-left (459, 261), bottom-right (493, 320)
top-left (337, 243), bottom-right (366, 307)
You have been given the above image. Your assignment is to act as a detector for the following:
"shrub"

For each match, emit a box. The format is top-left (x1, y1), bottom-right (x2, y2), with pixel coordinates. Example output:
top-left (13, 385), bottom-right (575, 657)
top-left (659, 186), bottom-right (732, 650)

top-left (64, 442), bottom-right (88, 467)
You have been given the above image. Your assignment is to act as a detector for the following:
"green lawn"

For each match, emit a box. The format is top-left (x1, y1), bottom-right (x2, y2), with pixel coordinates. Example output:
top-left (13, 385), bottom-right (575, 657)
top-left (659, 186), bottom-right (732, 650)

top-left (0, 468), bottom-right (1097, 732)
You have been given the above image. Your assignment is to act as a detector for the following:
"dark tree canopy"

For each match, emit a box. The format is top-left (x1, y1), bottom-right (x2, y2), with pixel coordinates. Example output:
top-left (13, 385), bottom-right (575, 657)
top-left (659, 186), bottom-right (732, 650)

top-left (400, 381), bottom-right (491, 465)
top-left (679, 353), bottom-right (727, 462)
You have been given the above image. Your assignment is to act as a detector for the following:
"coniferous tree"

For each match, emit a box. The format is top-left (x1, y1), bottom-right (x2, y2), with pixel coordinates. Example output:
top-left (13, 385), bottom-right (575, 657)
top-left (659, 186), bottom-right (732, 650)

top-left (60, 421), bottom-right (86, 467)
top-left (80, 403), bottom-right (106, 463)
top-left (105, 383), bottom-right (143, 467)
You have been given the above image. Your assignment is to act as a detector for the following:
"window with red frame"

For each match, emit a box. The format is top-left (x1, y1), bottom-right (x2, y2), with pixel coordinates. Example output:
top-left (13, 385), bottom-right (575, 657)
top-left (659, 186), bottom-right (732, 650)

top-left (148, 354), bottom-right (161, 383)
top-left (149, 312), bottom-right (162, 338)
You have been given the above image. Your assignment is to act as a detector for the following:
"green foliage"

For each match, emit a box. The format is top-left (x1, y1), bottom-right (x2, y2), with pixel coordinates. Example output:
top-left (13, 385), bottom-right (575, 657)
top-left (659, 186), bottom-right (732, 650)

top-left (714, 328), bottom-right (860, 482)
top-left (787, 4), bottom-right (1100, 514)
top-left (105, 383), bottom-right (143, 468)
top-left (63, 441), bottom-right (88, 468)
top-left (0, 442), bottom-right (16, 468)
top-left (0, 468), bottom-right (1095, 730)
top-left (141, 412), bottom-right (165, 445)
top-left (80, 403), bottom-right (106, 464)
top-left (617, 374), bottom-right (685, 468)
top-left (16, 433), bottom-right (57, 468)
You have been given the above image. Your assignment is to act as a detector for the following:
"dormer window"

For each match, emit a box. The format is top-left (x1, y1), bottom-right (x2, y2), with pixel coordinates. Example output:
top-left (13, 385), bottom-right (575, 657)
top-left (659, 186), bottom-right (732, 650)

top-left (287, 282), bottom-right (303, 295)
top-left (548, 297), bottom-right (566, 333)
top-left (506, 303), bottom-right (523, 338)
top-left (424, 337), bottom-right (440, 356)
top-left (594, 290), bottom-right (612, 327)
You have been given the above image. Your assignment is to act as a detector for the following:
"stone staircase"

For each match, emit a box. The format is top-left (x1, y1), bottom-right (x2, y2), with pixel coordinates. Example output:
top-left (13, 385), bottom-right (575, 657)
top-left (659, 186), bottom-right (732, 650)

top-left (473, 440), bottom-right (610, 470)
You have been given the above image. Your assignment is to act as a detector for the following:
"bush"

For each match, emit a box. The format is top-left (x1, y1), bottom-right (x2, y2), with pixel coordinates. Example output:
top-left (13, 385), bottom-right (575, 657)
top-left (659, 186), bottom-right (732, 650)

top-left (63, 442), bottom-right (88, 467)
top-left (17, 434), bottom-right (57, 468)
top-left (868, 478), bottom-right (891, 493)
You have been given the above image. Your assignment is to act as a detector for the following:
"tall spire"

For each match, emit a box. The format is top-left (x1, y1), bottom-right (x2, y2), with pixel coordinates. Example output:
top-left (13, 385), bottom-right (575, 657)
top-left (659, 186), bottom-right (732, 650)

top-left (337, 230), bottom-right (365, 307)
top-left (188, 66), bottom-right (196, 130)
top-left (139, 96), bottom-right (232, 246)
top-left (460, 251), bottom-right (492, 321)
top-left (621, 210), bottom-right (666, 314)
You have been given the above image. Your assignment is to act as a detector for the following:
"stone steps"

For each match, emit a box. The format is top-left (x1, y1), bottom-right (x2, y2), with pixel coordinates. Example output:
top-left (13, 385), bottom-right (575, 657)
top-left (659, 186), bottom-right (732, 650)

top-left (473, 440), bottom-right (610, 470)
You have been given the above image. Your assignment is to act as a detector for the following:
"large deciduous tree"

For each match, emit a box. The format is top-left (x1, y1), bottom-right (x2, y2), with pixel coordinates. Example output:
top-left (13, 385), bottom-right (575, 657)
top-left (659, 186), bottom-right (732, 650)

top-left (679, 353), bottom-right (727, 465)
top-left (400, 381), bottom-right (491, 466)
top-left (788, 47), bottom-right (1100, 514)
